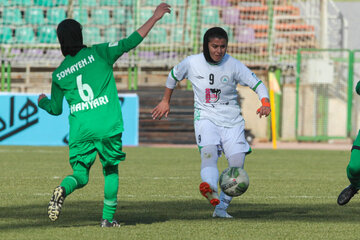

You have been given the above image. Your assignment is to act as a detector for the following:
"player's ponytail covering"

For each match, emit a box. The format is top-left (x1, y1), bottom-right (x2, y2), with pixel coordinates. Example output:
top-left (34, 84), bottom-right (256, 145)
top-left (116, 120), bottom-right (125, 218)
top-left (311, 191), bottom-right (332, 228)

top-left (57, 19), bottom-right (86, 57)
top-left (203, 27), bottom-right (228, 64)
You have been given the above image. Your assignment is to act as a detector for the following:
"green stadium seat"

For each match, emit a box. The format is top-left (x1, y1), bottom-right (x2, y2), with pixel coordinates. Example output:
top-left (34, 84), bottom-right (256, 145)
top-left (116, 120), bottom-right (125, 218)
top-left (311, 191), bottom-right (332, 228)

top-left (3, 9), bottom-right (23, 25)
top-left (91, 9), bottom-right (110, 25)
top-left (80, 0), bottom-right (97, 7)
top-left (145, 0), bottom-right (159, 6)
top-left (38, 26), bottom-right (58, 43)
top-left (47, 8), bottom-right (67, 25)
top-left (15, 27), bottom-right (35, 43)
top-left (56, 0), bottom-right (69, 6)
top-left (120, 0), bottom-right (133, 6)
top-left (202, 8), bottom-right (221, 24)
top-left (178, 9), bottom-right (190, 24)
top-left (159, 11), bottom-right (176, 24)
top-left (113, 8), bottom-right (127, 24)
top-left (140, 9), bottom-right (153, 23)
top-left (172, 28), bottom-right (190, 43)
top-left (0, 0), bottom-right (9, 6)
top-left (10, 0), bottom-right (31, 6)
top-left (83, 27), bottom-right (102, 44)
top-left (0, 27), bottom-right (13, 44)
top-left (146, 27), bottom-right (167, 44)
top-left (104, 28), bottom-right (123, 42)
top-left (34, 0), bottom-right (53, 6)
top-left (73, 8), bottom-right (89, 24)
top-left (26, 8), bottom-right (45, 25)
top-left (100, 0), bottom-right (117, 6)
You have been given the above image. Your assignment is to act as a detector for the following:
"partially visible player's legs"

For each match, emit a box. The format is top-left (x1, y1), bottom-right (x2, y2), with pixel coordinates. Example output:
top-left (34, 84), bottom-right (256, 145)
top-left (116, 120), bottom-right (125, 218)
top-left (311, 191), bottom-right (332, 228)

top-left (48, 161), bottom-right (91, 221)
top-left (97, 133), bottom-right (125, 227)
top-left (338, 132), bottom-right (360, 205)
top-left (101, 165), bottom-right (119, 227)
top-left (213, 152), bottom-right (245, 218)
top-left (199, 145), bottom-right (220, 206)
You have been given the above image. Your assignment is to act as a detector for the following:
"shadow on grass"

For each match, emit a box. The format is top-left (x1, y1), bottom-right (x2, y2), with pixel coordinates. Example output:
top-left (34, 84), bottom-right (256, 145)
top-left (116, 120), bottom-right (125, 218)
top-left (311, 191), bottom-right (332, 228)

top-left (1, 199), bottom-right (360, 230)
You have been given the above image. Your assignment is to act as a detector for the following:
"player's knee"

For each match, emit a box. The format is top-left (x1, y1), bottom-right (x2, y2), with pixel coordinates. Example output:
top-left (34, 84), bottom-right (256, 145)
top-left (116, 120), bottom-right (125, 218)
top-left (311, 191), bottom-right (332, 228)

top-left (73, 171), bottom-right (89, 188)
top-left (103, 165), bottom-right (118, 176)
top-left (200, 145), bottom-right (218, 169)
top-left (227, 152), bottom-right (245, 168)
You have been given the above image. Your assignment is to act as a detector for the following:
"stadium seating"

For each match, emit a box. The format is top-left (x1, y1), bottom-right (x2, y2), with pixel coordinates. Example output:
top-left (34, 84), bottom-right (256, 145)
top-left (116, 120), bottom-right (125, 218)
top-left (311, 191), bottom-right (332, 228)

top-left (73, 8), bottom-right (89, 25)
top-left (47, 8), bottom-right (67, 25)
top-left (0, 0), bottom-right (9, 6)
top-left (38, 26), bottom-right (57, 43)
top-left (222, 8), bottom-right (240, 25)
top-left (91, 9), bottom-right (111, 26)
top-left (3, 9), bottom-right (23, 25)
top-left (100, 0), bottom-right (118, 6)
top-left (34, 0), bottom-right (54, 7)
top-left (25, 8), bottom-right (45, 25)
top-left (113, 8), bottom-right (127, 24)
top-left (56, 0), bottom-right (68, 6)
top-left (15, 27), bottom-right (35, 43)
top-left (104, 28), bottom-right (123, 42)
top-left (172, 28), bottom-right (190, 43)
top-left (0, 27), bottom-right (13, 43)
top-left (82, 27), bottom-right (102, 44)
top-left (10, 0), bottom-right (32, 6)
top-left (201, 7), bottom-right (221, 24)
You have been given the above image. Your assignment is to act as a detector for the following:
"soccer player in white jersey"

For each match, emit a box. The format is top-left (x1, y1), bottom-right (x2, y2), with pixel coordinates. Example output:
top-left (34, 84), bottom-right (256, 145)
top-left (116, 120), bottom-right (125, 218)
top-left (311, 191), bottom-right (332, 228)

top-left (152, 27), bottom-right (271, 218)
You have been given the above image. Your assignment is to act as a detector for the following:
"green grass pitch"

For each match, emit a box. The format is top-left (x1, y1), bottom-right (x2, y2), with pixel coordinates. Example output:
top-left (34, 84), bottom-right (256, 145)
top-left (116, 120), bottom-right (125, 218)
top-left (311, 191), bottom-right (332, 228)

top-left (0, 145), bottom-right (359, 240)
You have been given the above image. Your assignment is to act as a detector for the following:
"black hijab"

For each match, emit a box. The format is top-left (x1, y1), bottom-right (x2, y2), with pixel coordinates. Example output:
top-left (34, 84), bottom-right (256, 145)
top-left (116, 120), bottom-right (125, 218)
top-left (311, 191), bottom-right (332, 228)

top-left (57, 19), bottom-right (86, 57)
top-left (203, 27), bottom-right (228, 64)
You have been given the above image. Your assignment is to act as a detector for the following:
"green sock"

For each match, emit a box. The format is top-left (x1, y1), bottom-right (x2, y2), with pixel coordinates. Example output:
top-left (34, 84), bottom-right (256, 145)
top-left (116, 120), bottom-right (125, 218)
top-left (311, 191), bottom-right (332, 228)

top-left (60, 175), bottom-right (78, 196)
top-left (102, 166), bottom-right (119, 221)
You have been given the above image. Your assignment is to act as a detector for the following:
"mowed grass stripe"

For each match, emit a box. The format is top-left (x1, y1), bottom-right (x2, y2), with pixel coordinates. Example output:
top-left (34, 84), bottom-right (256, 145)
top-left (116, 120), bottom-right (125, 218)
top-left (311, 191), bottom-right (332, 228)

top-left (0, 146), bottom-right (358, 240)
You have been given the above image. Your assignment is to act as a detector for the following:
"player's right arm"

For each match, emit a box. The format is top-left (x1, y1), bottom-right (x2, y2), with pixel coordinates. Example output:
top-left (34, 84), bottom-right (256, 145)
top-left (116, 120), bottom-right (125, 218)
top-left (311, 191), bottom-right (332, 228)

top-left (136, 3), bottom-right (171, 38)
top-left (152, 87), bottom-right (173, 120)
top-left (38, 81), bottom-right (64, 115)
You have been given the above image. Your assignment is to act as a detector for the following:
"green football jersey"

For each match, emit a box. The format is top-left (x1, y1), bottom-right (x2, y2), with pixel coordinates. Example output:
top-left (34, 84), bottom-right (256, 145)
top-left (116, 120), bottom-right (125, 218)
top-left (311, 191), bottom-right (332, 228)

top-left (39, 31), bottom-right (143, 144)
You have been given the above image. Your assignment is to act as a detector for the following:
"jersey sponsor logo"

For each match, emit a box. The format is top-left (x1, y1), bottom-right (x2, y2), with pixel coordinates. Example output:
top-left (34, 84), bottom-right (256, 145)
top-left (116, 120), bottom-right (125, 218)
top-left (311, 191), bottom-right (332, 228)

top-left (220, 75), bottom-right (230, 84)
top-left (195, 75), bottom-right (204, 79)
top-left (56, 55), bottom-right (95, 81)
top-left (109, 42), bottom-right (118, 47)
top-left (205, 88), bottom-right (221, 103)
top-left (70, 95), bottom-right (109, 114)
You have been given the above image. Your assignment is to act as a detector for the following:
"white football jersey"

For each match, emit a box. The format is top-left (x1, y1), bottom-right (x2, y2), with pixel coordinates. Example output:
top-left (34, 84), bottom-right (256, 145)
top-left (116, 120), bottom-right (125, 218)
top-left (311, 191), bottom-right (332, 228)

top-left (169, 53), bottom-right (266, 127)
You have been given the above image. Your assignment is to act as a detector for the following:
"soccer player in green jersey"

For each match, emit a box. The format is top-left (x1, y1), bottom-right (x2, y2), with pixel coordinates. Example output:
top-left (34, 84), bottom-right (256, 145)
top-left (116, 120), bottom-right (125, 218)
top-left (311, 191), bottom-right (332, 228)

top-left (38, 3), bottom-right (171, 227)
top-left (337, 80), bottom-right (360, 205)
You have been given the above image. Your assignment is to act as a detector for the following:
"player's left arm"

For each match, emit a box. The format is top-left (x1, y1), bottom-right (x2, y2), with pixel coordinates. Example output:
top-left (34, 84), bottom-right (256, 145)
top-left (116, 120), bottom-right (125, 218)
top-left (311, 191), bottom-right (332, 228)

top-left (235, 61), bottom-right (270, 118)
top-left (38, 81), bottom-right (64, 116)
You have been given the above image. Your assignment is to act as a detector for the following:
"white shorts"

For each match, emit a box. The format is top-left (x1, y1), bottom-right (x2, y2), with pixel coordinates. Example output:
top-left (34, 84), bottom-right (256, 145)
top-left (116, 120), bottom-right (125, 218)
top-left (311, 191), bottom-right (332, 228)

top-left (194, 119), bottom-right (251, 158)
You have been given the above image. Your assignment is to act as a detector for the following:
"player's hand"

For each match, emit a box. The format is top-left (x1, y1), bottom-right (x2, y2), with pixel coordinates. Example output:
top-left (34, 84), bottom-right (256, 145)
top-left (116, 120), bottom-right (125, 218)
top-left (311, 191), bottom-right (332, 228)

top-left (152, 3), bottom-right (171, 21)
top-left (256, 98), bottom-right (271, 118)
top-left (152, 100), bottom-right (170, 120)
top-left (38, 93), bottom-right (47, 104)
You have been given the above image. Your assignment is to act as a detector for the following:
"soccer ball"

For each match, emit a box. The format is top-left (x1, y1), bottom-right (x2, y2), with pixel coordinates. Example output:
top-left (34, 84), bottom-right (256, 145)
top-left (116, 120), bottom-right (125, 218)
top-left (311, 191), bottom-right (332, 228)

top-left (219, 167), bottom-right (249, 197)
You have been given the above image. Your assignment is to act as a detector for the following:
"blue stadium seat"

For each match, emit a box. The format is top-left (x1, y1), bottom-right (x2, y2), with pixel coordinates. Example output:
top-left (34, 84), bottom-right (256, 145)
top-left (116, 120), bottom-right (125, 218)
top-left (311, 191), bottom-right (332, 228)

top-left (91, 9), bottom-right (110, 25)
top-left (0, 27), bottom-right (13, 44)
top-left (202, 8), bottom-right (221, 24)
top-left (38, 26), bottom-right (58, 43)
top-left (73, 8), bottom-right (89, 25)
top-left (47, 8), bottom-right (66, 25)
top-left (26, 8), bottom-right (45, 25)
top-left (82, 27), bottom-right (102, 44)
top-left (104, 28), bottom-right (123, 42)
top-left (3, 9), bottom-right (23, 25)
top-left (15, 27), bottom-right (35, 43)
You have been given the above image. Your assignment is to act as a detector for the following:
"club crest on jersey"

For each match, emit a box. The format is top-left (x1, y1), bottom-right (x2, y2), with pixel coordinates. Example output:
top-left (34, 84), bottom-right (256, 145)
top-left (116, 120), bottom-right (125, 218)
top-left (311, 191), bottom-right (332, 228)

top-left (220, 75), bottom-right (230, 84)
top-left (205, 88), bottom-right (221, 103)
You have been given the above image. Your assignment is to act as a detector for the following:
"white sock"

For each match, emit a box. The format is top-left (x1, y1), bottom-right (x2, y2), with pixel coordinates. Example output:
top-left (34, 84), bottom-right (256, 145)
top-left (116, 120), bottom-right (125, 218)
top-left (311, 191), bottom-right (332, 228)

top-left (200, 167), bottom-right (219, 192)
top-left (217, 191), bottom-right (233, 210)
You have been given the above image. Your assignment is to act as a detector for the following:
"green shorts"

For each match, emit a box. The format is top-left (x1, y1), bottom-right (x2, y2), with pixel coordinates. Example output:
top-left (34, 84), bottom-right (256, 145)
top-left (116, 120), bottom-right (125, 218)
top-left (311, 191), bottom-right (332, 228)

top-left (69, 133), bottom-right (126, 169)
